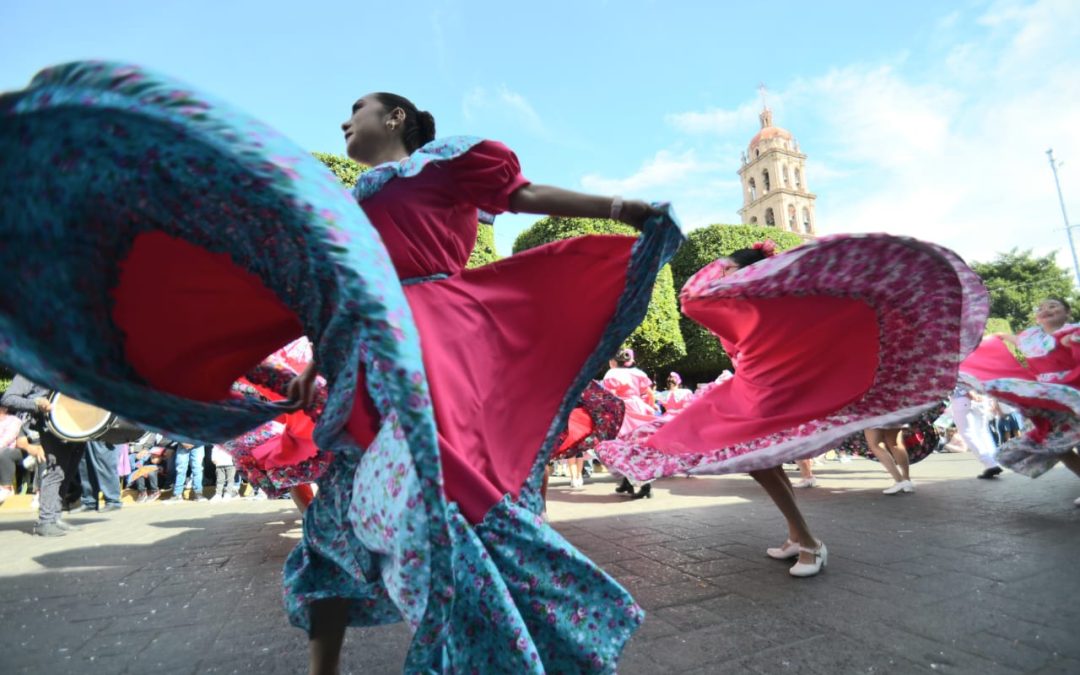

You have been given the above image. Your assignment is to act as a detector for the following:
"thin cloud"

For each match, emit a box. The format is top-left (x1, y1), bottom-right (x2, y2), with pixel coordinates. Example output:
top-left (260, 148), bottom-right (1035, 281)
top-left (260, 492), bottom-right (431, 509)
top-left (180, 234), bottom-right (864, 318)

top-left (462, 85), bottom-right (548, 138)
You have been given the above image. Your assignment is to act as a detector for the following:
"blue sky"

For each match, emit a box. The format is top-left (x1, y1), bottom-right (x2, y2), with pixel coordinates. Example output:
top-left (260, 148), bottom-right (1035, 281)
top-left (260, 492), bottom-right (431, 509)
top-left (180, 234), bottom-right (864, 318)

top-left (3, 0), bottom-right (1079, 266)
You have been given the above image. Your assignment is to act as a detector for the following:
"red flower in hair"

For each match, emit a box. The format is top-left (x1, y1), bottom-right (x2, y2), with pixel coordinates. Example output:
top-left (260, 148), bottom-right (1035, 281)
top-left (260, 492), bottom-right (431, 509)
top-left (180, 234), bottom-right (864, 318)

top-left (752, 240), bottom-right (777, 257)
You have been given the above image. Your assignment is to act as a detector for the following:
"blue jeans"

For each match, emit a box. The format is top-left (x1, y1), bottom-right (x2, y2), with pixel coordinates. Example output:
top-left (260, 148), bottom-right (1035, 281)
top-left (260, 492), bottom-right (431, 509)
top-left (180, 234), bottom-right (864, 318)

top-left (173, 445), bottom-right (206, 497)
top-left (79, 440), bottom-right (122, 508)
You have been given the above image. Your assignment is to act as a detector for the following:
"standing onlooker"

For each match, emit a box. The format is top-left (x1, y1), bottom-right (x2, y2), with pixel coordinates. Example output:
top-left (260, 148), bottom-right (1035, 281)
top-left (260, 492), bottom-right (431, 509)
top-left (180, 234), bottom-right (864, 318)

top-left (165, 441), bottom-right (208, 502)
top-left (949, 384), bottom-right (1002, 479)
top-left (210, 444), bottom-right (238, 501)
top-left (73, 440), bottom-right (123, 512)
top-left (1, 375), bottom-right (86, 536)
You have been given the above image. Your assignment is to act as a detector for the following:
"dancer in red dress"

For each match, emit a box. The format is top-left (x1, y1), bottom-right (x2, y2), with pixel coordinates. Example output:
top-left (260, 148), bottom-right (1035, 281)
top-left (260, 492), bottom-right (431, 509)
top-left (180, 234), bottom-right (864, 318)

top-left (600, 236), bottom-right (988, 576)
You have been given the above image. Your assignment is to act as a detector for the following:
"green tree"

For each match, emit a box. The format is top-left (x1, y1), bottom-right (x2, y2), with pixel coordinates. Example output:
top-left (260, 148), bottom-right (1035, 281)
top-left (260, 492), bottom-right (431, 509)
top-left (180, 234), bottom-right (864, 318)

top-left (667, 224), bottom-right (804, 383)
top-left (467, 223), bottom-right (499, 268)
top-left (971, 249), bottom-right (1079, 332)
top-left (313, 152), bottom-right (501, 267)
top-left (513, 216), bottom-right (686, 375)
top-left (312, 152), bottom-right (366, 188)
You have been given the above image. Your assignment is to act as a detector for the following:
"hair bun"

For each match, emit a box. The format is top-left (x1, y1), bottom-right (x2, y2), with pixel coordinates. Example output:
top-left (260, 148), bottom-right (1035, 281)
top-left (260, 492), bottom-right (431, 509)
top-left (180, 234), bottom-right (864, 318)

top-left (417, 110), bottom-right (436, 145)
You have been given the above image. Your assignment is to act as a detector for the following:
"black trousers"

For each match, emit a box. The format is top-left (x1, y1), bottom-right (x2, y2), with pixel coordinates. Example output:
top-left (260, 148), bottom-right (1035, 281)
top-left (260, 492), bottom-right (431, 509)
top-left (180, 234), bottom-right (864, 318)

top-left (37, 434), bottom-right (85, 524)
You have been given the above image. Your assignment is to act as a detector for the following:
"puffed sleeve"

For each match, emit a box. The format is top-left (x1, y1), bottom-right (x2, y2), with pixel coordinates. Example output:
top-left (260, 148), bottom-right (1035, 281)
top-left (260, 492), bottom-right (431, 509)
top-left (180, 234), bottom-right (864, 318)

top-left (447, 140), bottom-right (531, 214)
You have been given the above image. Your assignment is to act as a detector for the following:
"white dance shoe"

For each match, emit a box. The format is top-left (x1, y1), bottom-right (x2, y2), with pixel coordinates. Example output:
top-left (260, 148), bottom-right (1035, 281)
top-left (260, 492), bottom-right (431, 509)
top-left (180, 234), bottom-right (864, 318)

top-left (793, 477), bottom-right (818, 489)
top-left (766, 539), bottom-right (801, 560)
top-left (789, 542), bottom-right (828, 577)
top-left (883, 480), bottom-right (914, 495)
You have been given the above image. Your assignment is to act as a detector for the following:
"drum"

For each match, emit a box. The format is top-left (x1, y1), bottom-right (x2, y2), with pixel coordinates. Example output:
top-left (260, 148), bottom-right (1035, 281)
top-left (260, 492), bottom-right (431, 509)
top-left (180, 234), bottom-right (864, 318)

top-left (45, 392), bottom-right (146, 444)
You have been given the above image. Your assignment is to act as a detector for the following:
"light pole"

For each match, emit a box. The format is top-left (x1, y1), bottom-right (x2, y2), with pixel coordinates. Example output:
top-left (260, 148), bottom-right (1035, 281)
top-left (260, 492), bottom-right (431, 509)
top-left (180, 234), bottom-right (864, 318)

top-left (1047, 148), bottom-right (1080, 286)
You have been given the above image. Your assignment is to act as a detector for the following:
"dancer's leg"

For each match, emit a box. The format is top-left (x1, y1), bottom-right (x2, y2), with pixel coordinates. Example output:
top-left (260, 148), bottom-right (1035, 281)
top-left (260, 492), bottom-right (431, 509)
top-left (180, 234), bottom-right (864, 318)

top-left (1059, 449), bottom-right (1080, 478)
top-left (885, 429), bottom-right (911, 482)
top-left (865, 429), bottom-right (903, 482)
top-left (750, 466), bottom-right (819, 562)
top-left (308, 598), bottom-right (348, 675)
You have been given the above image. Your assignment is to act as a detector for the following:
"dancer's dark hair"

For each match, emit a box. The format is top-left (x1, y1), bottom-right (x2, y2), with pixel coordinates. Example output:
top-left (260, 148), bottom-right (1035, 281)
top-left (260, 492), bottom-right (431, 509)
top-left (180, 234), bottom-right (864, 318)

top-left (373, 93), bottom-right (436, 153)
top-left (728, 248), bottom-right (768, 269)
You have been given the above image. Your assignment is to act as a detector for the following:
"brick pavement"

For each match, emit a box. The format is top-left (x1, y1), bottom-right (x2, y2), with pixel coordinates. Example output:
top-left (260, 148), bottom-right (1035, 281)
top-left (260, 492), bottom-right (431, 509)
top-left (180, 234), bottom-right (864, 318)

top-left (0, 453), bottom-right (1078, 674)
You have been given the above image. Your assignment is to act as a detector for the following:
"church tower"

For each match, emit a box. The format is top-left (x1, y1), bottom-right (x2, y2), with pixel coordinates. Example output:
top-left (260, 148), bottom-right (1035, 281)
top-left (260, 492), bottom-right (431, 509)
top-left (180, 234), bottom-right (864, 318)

top-left (737, 106), bottom-right (817, 236)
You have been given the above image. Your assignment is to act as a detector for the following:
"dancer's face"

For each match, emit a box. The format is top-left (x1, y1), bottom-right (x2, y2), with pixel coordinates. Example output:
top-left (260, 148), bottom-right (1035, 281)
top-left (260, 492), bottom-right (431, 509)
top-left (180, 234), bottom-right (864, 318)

top-left (341, 94), bottom-right (402, 164)
top-left (716, 258), bottom-right (742, 278)
top-left (1035, 299), bottom-right (1069, 330)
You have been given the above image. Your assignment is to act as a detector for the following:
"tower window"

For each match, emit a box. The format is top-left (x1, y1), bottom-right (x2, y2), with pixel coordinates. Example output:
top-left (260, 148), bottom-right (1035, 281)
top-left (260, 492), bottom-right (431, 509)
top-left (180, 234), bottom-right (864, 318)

top-left (755, 148), bottom-right (760, 158)
top-left (765, 208), bottom-right (775, 226)
top-left (802, 207), bottom-right (812, 233)
top-left (787, 204), bottom-right (796, 229)
top-left (763, 170), bottom-right (771, 192)
top-left (783, 165), bottom-right (790, 186)
top-left (748, 177), bottom-right (757, 201)
top-left (750, 216), bottom-right (758, 224)
top-left (794, 168), bottom-right (802, 190)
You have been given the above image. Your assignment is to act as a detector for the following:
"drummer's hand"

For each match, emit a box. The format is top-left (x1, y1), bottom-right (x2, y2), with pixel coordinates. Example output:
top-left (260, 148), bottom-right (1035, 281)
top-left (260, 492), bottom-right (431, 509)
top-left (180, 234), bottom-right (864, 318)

top-left (34, 397), bottom-right (51, 413)
top-left (26, 443), bottom-right (46, 463)
top-left (619, 200), bottom-right (663, 231)
top-left (286, 362), bottom-right (319, 410)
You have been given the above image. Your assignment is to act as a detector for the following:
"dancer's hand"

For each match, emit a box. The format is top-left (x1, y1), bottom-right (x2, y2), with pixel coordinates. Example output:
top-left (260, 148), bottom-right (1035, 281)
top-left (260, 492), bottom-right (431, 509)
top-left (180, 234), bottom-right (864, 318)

top-left (286, 362), bottom-right (319, 410)
top-left (619, 200), bottom-right (663, 231)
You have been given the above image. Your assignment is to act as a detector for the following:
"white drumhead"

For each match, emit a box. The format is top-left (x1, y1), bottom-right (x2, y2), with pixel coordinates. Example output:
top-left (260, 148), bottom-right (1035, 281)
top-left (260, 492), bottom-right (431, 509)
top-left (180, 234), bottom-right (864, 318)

top-left (47, 393), bottom-right (113, 442)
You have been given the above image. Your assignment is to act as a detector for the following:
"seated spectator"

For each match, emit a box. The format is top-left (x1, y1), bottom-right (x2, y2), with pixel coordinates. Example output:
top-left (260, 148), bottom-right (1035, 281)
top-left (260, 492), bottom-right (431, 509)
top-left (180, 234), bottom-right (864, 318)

top-left (128, 444), bottom-right (165, 503)
top-left (0, 405), bottom-right (24, 505)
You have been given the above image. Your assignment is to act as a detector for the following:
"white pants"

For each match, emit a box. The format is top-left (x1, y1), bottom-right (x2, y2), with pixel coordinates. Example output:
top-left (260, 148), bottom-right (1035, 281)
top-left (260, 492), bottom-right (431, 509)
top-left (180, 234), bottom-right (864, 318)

top-left (950, 396), bottom-right (999, 469)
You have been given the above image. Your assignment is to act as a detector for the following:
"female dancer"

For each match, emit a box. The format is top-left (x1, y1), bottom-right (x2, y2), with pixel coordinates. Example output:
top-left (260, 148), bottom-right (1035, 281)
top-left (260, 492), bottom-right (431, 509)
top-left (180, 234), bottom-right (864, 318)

top-left (842, 402), bottom-right (944, 492)
top-left (1, 63), bottom-right (685, 673)
top-left (656, 371), bottom-right (694, 414)
top-left (601, 349), bottom-right (660, 498)
top-left (600, 236), bottom-right (987, 577)
top-left (961, 298), bottom-right (1080, 502)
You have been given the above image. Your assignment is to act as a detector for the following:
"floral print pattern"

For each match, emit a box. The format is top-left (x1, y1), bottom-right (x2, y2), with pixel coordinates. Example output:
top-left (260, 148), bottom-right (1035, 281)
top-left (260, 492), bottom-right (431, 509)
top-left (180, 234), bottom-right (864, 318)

top-left (598, 234), bottom-right (989, 479)
top-left (0, 62), bottom-right (682, 673)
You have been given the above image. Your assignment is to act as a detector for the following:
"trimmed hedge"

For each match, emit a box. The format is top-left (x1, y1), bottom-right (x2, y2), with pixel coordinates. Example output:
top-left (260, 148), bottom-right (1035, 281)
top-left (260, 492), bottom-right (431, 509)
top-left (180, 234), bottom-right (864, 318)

top-left (513, 216), bottom-right (686, 376)
top-left (667, 224), bottom-right (804, 383)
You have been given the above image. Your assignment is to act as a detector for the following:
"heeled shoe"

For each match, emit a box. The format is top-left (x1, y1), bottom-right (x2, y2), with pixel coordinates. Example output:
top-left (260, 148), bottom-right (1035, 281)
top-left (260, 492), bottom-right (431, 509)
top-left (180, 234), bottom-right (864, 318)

top-left (789, 542), bottom-right (827, 577)
top-left (766, 539), bottom-right (800, 560)
top-left (615, 477), bottom-right (633, 494)
top-left (631, 483), bottom-right (652, 499)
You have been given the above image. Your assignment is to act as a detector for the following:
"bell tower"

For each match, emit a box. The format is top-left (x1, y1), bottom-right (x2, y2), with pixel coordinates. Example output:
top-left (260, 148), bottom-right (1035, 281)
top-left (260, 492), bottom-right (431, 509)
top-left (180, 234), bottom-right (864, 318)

top-left (737, 96), bottom-right (817, 236)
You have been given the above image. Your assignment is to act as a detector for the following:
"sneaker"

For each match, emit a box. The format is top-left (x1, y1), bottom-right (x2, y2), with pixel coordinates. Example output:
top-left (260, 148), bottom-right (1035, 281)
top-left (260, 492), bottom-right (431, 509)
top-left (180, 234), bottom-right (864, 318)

top-left (251, 491), bottom-right (267, 501)
top-left (222, 493), bottom-right (235, 502)
top-left (34, 522), bottom-right (67, 537)
top-left (163, 493), bottom-right (185, 503)
top-left (977, 467), bottom-right (1003, 479)
top-left (54, 518), bottom-right (81, 532)
top-left (902, 479), bottom-right (915, 493)
top-left (148, 490), bottom-right (162, 502)
top-left (135, 491), bottom-right (149, 504)
top-left (101, 503), bottom-right (122, 512)
top-left (193, 494), bottom-right (208, 503)
top-left (793, 477), bottom-right (818, 489)
top-left (69, 503), bottom-right (97, 513)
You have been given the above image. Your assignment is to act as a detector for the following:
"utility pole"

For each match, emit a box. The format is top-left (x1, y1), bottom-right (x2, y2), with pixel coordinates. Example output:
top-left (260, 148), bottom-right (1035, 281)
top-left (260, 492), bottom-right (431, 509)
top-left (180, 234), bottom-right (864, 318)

top-left (1047, 148), bottom-right (1080, 286)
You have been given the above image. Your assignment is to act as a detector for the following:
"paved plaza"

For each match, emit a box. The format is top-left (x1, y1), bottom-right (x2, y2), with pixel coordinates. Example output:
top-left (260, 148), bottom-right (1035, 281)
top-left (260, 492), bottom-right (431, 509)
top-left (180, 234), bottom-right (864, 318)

top-left (0, 452), bottom-right (1078, 674)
